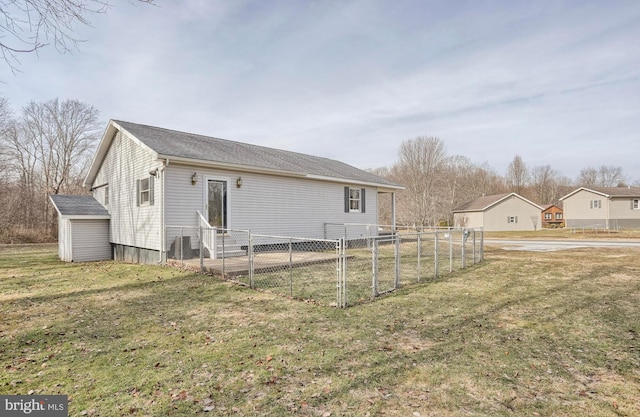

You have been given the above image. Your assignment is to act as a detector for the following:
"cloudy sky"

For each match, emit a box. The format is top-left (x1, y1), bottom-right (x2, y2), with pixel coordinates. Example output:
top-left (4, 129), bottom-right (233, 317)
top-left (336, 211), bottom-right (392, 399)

top-left (1, 0), bottom-right (639, 182)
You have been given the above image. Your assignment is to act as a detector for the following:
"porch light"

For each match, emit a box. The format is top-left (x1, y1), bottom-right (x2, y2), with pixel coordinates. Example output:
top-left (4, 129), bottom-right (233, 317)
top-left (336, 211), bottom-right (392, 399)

top-left (236, 177), bottom-right (243, 188)
top-left (191, 173), bottom-right (198, 185)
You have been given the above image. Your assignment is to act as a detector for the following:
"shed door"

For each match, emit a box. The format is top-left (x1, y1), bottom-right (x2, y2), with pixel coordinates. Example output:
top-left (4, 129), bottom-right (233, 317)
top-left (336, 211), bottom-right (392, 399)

top-left (71, 219), bottom-right (111, 262)
top-left (207, 179), bottom-right (228, 229)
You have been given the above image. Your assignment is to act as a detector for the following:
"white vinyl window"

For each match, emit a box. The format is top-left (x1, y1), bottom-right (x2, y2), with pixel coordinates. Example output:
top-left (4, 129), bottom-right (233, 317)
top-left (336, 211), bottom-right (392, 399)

top-left (344, 187), bottom-right (365, 213)
top-left (590, 199), bottom-right (601, 209)
top-left (136, 177), bottom-right (154, 206)
top-left (633, 199), bottom-right (639, 210)
top-left (140, 178), bottom-right (150, 204)
top-left (507, 216), bottom-right (518, 224)
top-left (349, 188), bottom-right (361, 212)
top-left (555, 213), bottom-right (563, 220)
top-left (544, 213), bottom-right (552, 220)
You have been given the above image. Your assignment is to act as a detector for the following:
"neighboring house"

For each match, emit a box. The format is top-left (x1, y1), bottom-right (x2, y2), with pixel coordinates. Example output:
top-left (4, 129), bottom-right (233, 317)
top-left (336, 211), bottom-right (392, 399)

top-left (50, 120), bottom-right (403, 263)
top-left (559, 186), bottom-right (640, 229)
top-left (453, 193), bottom-right (543, 231)
top-left (541, 204), bottom-right (564, 228)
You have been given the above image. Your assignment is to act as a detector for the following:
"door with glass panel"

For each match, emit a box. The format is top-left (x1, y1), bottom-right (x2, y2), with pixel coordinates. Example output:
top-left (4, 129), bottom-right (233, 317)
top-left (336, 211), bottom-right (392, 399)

top-left (207, 179), bottom-right (227, 230)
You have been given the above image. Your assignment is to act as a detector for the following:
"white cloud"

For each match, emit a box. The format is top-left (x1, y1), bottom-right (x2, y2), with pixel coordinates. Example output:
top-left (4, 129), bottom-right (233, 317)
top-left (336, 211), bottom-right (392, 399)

top-left (1, 0), bottom-right (639, 181)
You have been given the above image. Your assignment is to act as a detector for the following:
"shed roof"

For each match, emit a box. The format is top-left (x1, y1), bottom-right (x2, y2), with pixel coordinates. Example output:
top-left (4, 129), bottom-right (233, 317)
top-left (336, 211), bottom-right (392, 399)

top-left (49, 195), bottom-right (110, 217)
top-left (85, 120), bottom-right (403, 190)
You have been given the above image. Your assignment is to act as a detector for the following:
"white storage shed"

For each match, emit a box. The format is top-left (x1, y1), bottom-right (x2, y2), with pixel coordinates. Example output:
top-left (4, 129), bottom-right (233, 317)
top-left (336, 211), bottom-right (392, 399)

top-left (49, 195), bottom-right (111, 262)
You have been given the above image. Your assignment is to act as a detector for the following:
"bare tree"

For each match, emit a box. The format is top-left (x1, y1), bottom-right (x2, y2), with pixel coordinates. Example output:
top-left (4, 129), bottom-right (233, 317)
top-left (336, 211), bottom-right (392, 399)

top-left (469, 163), bottom-right (507, 197)
top-left (0, 0), bottom-right (155, 71)
top-left (578, 165), bottom-right (627, 188)
top-left (2, 98), bottom-right (100, 237)
top-left (439, 155), bottom-right (477, 225)
top-left (392, 136), bottom-right (447, 226)
top-left (506, 155), bottom-right (529, 195)
top-left (530, 165), bottom-right (564, 204)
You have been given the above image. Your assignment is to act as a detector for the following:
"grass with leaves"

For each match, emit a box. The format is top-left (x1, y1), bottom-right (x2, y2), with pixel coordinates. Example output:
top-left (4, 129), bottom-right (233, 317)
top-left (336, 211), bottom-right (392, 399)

top-left (1, 243), bottom-right (639, 416)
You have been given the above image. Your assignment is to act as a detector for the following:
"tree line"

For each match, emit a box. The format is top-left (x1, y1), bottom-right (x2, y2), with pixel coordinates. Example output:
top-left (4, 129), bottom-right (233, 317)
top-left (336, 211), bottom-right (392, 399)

top-left (0, 98), bottom-right (636, 242)
top-left (0, 98), bottom-right (100, 243)
top-left (375, 136), bottom-right (637, 227)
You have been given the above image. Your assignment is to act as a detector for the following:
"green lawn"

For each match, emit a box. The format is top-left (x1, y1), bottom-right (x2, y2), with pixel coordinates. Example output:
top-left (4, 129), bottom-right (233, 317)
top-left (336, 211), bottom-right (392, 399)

top-left (1, 244), bottom-right (639, 416)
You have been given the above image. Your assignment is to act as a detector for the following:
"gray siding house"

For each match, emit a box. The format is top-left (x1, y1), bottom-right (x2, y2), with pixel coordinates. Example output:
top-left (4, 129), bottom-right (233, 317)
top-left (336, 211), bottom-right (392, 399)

top-left (560, 187), bottom-right (640, 229)
top-left (453, 193), bottom-right (543, 231)
top-left (53, 120), bottom-right (402, 263)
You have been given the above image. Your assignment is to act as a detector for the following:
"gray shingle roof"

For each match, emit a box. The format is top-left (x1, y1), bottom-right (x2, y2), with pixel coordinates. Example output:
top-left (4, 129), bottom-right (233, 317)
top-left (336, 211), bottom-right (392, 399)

top-left (50, 195), bottom-right (109, 216)
top-left (114, 120), bottom-right (401, 188)
top-left (585, 187), bottom-right (640, 197)
top-left (454, 192), bottom-right (543, 212)
top-left (453, 193), bottom-right (511, 212)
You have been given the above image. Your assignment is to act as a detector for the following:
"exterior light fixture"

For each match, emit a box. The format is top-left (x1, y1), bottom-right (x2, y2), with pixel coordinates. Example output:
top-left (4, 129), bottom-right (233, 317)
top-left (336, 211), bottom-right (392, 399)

top-left (236, 177), bottom-right (243, 188)
top-left (191, 173), bottom-right (198, 185)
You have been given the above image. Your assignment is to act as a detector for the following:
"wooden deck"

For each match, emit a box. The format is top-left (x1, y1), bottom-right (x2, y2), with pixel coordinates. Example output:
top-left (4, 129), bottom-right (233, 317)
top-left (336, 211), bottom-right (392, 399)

top-left (177, 251), bottom-right (339, 277)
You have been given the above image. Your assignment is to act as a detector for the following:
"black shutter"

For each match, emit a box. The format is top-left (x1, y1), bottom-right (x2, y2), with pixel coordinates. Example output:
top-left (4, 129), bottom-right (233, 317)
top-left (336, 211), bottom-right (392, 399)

top-left (149, 176), bottom-right (155, 206)
top-left (136, 179), bottom-right (141, 207)
top-left (344, 187), bottom-right (350, 213)
top-left (361, 188), bottom-right (366, 213)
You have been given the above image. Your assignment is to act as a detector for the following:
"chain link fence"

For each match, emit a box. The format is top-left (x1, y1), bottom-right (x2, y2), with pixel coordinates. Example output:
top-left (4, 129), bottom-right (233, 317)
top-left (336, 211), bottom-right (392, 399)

top-left (165, 225), bottom-right (483, 308)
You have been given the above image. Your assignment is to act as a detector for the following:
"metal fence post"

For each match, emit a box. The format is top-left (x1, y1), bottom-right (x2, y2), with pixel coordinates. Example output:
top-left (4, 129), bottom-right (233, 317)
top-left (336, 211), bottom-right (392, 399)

top-left (289, 238), bottom-right (293, 298)
top-left (394, 234), bottom-right (400, 289)
top-left (472, 229), bottom-right (476, 265)
top-left (199, 227), bottom-right (204, 272)
top-left (434, 230), bottom-right (439, 278)
top-left (417, 233), bottom-right (422, 283)
top-left (449, 230), bottom-right (453, 273)
top-left (342, 238), bottom-right (348, 308)
top-left (336, 239), bottom-right (342, 308)
top-left (249, 230), bottom-right (255, 289)
top-left (372, 239), bottom-right (378, 298)
top-left (461, 230), bottom-right (466, 269)
top-left (480, 229), bottom-right (484, 262)
top-left (221, 231), bottom-right (225, 277)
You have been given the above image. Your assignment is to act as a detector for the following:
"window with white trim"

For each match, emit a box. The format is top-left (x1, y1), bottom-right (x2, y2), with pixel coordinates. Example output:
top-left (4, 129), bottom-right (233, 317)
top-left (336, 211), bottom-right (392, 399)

top-left (349, 188), bottom-right (361, 212)
top-left (507, 216), bottom-right (518, 224)
top-left (140, 178), bottom-right (150, 204)
top-left (590, 199), bottom-right (601, 209)
top-left (544, 213), bottom-right (552, 220)
top-left (136, 176), bottom-right (154, 206)
top-left (555, 212), bottom-right (563, 220)
top-left (633, 199), bottom-right (639, 210)
top-left (344, 187), bottom-right (366, 213)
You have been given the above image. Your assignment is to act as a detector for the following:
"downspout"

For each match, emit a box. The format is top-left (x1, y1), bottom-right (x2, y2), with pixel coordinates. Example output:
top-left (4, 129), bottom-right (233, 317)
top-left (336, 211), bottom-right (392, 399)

top-left (158, 158), bottom-right (169, 263)
top-left (391, 192), bottom-right (397, 233)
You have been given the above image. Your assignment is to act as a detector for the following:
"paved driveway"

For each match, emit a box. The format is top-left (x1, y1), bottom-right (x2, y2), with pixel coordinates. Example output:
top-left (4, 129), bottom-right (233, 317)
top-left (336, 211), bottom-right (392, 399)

top-left (484, 239), bottom-right (640, 252)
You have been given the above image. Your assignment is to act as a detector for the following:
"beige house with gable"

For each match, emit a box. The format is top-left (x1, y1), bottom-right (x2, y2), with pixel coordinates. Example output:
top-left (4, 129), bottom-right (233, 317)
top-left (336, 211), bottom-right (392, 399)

top-left (559, 187), bottom-right (640, 229)
top-left (453, 193), bottom-right (543, 231)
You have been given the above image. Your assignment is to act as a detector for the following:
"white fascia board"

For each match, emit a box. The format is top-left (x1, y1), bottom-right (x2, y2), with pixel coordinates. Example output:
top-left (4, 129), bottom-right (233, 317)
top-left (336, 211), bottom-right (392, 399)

top-left (305, 174), bottom-right (404, 190)
top-left (163, 156), bottom-right (403, 190)
top-left (163, 155), bottom-right (308, 177)
top-left (84, 120), bottom-right (159, 188)
top-left (61, 215), bottom-right (111, 220)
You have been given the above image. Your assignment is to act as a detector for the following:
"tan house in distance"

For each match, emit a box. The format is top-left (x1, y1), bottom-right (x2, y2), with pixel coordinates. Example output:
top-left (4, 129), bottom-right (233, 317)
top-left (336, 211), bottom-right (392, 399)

top-left (559, 187), bottom-right (640, 229)
top-left (541, 204), bottom-right (564, 228)
top-left (453, 193), bottom-right (543, 231)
